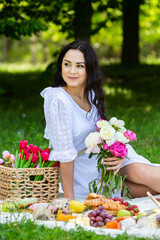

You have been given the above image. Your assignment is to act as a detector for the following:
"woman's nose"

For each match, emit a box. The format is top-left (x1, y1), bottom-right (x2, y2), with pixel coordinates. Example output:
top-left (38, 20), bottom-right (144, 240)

top-left (70, 66), bottom-right (76, 74)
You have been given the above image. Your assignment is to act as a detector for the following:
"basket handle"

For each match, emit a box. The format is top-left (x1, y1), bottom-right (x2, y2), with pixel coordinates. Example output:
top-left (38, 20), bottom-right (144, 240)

top-left (28, 173), bottom-right (45, 182)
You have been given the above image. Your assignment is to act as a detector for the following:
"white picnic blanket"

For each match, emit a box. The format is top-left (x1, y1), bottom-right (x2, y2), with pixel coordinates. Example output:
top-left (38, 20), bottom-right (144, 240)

top-left (1, 194), bottom-right (160, 239)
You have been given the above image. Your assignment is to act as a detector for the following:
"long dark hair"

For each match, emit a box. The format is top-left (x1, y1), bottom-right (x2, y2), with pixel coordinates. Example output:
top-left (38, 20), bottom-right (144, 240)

top-left (53, 40), bottom-right (107, 120)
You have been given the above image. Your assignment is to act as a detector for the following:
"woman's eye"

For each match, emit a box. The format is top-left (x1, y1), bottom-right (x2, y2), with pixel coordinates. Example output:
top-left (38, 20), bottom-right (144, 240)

top-left (64, 63), bottom-right (70, 67)
top-left (77, 64), bottom-right (84, 68)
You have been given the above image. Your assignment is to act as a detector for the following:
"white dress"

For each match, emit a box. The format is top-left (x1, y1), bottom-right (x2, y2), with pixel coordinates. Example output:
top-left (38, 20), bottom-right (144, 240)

top-left (40, 86), bottom-right (159, 199)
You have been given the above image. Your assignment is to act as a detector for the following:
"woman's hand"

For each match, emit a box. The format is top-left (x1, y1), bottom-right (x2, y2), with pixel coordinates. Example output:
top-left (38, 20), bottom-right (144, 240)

top-left (103, 157), bottom-right (125, 175)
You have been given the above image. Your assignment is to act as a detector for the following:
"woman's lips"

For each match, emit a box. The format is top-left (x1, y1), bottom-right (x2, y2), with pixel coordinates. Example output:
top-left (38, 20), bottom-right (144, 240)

top-left (67, 76), bottom-right (79, 80)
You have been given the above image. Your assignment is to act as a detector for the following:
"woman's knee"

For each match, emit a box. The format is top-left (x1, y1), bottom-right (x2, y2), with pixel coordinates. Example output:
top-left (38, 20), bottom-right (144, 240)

top-left (120, 163), bottom-right (147, 184)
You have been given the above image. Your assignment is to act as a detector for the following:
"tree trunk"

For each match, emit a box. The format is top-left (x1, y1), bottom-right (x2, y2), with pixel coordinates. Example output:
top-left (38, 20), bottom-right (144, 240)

top-left (121, 0), bottom-right (140, 64)
top-left (74, 0), bottom-right (92, 41)
top-left (1, 36), bottom-right (9, 62)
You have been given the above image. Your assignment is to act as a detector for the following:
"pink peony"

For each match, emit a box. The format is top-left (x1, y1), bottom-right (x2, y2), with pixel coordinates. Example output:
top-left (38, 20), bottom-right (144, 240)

top-left (10, 154), bottom-right (15, 162)
top-left (109, 141), bottom-right (128, 159)
top-left (0, 158), bottom-right (4, 164)
top-left (124, 130), bottom-right (137, 141)
top-left (19, 140), bottom-right (28, 150)
top-left (40, 152), bottom-right (49, 162)
top-left (103, 142), bottom-right (109, 151)
top-left (2, 151), bottom-right (11, 160)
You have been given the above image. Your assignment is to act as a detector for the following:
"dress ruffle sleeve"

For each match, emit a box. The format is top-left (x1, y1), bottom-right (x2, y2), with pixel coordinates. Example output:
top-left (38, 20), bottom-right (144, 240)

top-left (41, 87), bottom-right (78, 162)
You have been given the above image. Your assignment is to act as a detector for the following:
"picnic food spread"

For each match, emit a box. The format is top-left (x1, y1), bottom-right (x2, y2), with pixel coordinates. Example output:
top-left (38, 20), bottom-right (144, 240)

top-left (1, 193), bottom-right (160, 231)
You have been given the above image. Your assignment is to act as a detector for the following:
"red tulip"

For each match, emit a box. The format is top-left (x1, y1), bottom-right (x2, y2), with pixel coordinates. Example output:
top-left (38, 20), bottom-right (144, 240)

top-left (44, 148), bottom-right (50, 154)
top-left (26, 153), bottom-right (31, 161)
top-left (19, 140), bottom-right (28, 150)
top-left (31, 146), bottom-right (39, 155)
top-left (40, 152), bottom-right (49, 162)
top-left (31, 154), bottom-right (38, 163)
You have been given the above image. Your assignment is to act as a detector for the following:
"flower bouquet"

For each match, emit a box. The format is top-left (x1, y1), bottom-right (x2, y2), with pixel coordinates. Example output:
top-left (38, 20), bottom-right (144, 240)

top-left (0, 140), bottom-right (59, 181)
top-left (0, 140), bottom-right (59, 201)
top-left (85, 117), bottom-right (137, 198)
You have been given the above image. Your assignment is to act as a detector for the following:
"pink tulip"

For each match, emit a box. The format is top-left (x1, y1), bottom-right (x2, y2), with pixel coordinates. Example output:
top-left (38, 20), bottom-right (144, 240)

top-left (10, 154), bottom-right (15, 162)
top-left (2, 151), bottom-right (11, 160)
top-left (0, 159), bottom-right (4, 164)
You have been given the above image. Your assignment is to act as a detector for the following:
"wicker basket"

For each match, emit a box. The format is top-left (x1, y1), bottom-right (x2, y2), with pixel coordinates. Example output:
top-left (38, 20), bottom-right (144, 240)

top-left (0, 165), bottom-right (59, 202)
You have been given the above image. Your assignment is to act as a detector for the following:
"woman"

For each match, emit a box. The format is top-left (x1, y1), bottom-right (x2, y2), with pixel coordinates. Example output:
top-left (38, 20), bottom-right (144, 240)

top-left (41, 40), bottom-right (160, 200)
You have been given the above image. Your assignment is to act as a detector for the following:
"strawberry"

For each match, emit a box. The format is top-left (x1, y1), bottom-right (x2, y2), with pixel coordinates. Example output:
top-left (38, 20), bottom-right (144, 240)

top-left (119, 199), bottom-right (123, 204)
top-left (134, 208), bottom-right (139, 213)
top-left (129, 205), bottom-right (135, 210)
top-left (130, 210), bottom-right (135, 216)
top-left (123, 201), bottom-right (129, 206)
top-left (132, 205), bottom-right (138, 209)
top-left (113, 197), bottom-right (119, 201)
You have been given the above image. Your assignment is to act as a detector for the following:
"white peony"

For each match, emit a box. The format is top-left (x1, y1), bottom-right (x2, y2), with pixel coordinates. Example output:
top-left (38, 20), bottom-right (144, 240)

top-left (85, 132), bottom-right (100, 149)
top-left (105, 137), bottom-right (116, 146)
top-left (109, 117), bottom-right (125, 129)
top-left (109, 117), bottom-right (118, 126)
top-left (115, 131), bottom-right (129, 144)
top-left (100, 125), bottom-right (115, 140)
top-left (96, 120), bottom-right (109, 129)
top-left (119, 126), bottom-right (127, 133)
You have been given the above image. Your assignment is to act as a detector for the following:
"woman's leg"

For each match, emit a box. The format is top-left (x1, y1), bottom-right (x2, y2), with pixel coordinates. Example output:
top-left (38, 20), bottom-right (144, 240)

top-left (120, 163), bottom-right (160, 196)
top-left (122, 179), bottom-right (158, 198)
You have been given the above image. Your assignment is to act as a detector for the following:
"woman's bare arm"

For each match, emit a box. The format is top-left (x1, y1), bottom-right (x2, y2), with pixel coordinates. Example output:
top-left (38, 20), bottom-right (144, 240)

top-left (60, 161), bottom-right (74, 199)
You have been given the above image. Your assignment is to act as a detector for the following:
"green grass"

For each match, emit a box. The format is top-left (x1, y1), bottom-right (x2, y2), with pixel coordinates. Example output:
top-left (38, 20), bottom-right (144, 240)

top-left (0, 63), bottom-right (160, 163)
top-left (0, 219), bottom-right (157, 240)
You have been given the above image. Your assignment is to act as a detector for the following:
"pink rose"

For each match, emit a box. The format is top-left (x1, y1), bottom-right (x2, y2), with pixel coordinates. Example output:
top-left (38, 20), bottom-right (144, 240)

top-left (31, 154), bottom-right (38, 163)
top-left (109, 141), bottom-right (128, 159)
top-left (10, 154), bottom-right (15, 162)
top-left (19, 140), bottom-right (28, 150)
top-left (2, 151), bottom-right (11, 160)
top-left (40, 152), bottom-right (49, 162)
top-left (124, 130), bottom-right (137, 141)
top-left (103, 143), bottom-right (109, 150)
top-left (0, 159), bottom-right (4, 164)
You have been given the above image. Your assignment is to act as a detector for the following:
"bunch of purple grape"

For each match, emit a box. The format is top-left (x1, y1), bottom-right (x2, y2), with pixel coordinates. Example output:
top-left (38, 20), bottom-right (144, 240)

top-left (88, 206), bottom-right (113, 227)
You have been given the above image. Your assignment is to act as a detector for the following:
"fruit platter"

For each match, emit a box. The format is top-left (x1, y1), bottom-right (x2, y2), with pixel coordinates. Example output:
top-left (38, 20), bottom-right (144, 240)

top-left (1, 192), bottom-right (160, 235)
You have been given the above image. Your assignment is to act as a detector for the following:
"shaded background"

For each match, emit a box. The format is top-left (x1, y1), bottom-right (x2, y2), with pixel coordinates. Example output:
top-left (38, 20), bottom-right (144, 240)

top-left (0, 0), bottom-right (160, 163)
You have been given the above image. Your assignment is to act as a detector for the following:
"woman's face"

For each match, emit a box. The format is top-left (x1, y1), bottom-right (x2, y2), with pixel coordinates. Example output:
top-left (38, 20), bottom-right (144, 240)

top-left (62, 49), bottom-right (87, 88)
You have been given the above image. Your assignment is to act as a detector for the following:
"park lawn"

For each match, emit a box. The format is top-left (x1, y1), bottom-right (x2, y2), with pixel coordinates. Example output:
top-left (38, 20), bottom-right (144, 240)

top-left (1, 63), bottom-right (160, 162)
top-left (0, 64), bottom-right (160, 239)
